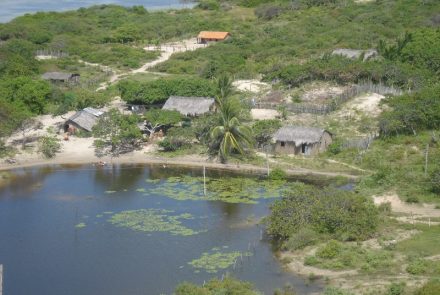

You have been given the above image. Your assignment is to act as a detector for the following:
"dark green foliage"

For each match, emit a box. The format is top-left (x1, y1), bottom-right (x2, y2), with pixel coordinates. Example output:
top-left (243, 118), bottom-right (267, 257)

top-left (269, 56), bottom-right (431, 90)
top-left (143, 109), bottom-right (181, 137)
top-left (0, 77), bottom-right (51, 114)
top-left (327, 138), bottom-right (343, 155)
top-left (252, 119), bottom-right (282, 147)
top-left (38, 136), bottom-right (61, 158)
top-left (175, 277), bottom-right (259, 295)
top-left (269, 167), bottom-right (287, 181)
top-left (406, 258), bottom-right (431, 275)
top-left (118, 77), bottom-right (216, 105)
top-left (379, 84), bottom-right (440, 136)
top-left (386, 282), bottom-right (405, 295)
top-left (283, 227), bottom-right (319, 251)
top-left (430, 167), bottom-right (440, 195)
top-left (267, 183), bottom-right (379, 241)
top-left (414, 279), bottom-right (440, 295)
top-left (159, 127), bottom-right (195, 152)
top-left (380, 29), bottom-right (440, 74)
top-left (323, 287), bottom-right (354, 295)
top-left (197, 0), bottom-right (220, 10)
top-left (255, 4), bottom-right (283, 20)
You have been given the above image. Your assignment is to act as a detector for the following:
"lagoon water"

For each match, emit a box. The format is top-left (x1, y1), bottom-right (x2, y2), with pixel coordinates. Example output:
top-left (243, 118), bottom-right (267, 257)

top-left (0, 165), bottom-right (322, 295)
top-left (0, 0), bottom-right (192, 23)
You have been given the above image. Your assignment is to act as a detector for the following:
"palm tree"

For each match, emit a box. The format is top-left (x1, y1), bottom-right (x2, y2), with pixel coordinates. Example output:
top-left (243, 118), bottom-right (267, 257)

top-left (210, 97), bottom-right (253, 163)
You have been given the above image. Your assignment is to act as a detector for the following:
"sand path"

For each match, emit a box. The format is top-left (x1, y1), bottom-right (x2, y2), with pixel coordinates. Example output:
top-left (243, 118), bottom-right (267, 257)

top-left (95, 38), bottom-right (207, 91)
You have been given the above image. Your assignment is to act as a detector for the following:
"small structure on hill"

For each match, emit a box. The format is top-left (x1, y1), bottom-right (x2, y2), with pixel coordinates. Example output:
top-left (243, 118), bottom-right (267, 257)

top-left (331, 49), bottom-right (378, 61)
top-left (64, 107), bottom-right (104, 133)
top-left (42, 72), bottom-right (80, 84)
top-left (273, 126), bottom-right (332, 156)
top-left (197, 31), bottom-right (230, 44)
top-left (162, 96), bottom-right (215, 116)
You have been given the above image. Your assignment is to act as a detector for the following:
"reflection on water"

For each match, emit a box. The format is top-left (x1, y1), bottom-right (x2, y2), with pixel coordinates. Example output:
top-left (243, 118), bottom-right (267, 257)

top-left (0, 165), bottom-right (322, 295)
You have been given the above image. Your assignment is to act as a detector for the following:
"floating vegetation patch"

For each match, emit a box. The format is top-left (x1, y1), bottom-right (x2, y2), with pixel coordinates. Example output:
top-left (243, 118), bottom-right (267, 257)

top-left (139, 176), bottom-right (285, 204)
top-left (188, 249), bottom-right (253, 273)
top-left (105, 190), bottom-right (117, 194)
top-left (108, 209), bottom-right (203, 236)
top-left (75, 222), bottom-right (86, 229)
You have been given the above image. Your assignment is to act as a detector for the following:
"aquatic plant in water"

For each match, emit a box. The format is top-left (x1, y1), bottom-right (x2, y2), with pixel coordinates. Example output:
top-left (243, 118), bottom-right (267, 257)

top-left (108, 209), bottom-right (202, 236)
top-left (139, 176), bottom-right (285, 204)
top-left (75, 222), bottom-right (86, 229)
top-left (189, 248), bottom-right (253, 273)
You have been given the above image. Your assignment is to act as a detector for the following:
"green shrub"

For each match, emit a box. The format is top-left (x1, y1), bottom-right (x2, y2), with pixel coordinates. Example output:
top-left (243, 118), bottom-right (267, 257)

top-left (38, 136), bottom-right (61, 158)
top-left (406, 259), bottom-right (429, 275)
top-left (284, 227), bottom-right (320, 251)
top-left (267, 184), bottom-right (379, 241)
top-left (118, 77), bottom-right (216, 105)
top-left (175, 277), bottom-right (259, 295)
top-left (316, 240), bottom-right (342, 259)
top-left (386, 282), bottom-right (405, 295)
top-left (414, 279), bottom-right (440, 295)
top-left (430, 167), bottom-right (440, 195)
top-left (323, 287), bottom-right (354, 295)
top-left (269, 167), bottom-right (287, 181)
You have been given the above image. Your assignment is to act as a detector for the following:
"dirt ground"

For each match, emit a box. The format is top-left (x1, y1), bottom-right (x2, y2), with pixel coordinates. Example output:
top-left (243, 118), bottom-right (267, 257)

top-left (250, 109), bottom-right (279, 120)
top-left (233, 79), bottom-right (271, 94)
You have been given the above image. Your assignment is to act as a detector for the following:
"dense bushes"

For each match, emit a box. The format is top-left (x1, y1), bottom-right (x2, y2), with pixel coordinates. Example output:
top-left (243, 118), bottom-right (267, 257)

top-left (268, 56), bottom-right (432, 90)
top-left (266, 183), bottom-right (379, 242)
top-left (118, 77), bottom-right (216, 105)
top-left (379, 84), bottom-right (440, 136)
top-left (175, 277), bottom-right (260, 295)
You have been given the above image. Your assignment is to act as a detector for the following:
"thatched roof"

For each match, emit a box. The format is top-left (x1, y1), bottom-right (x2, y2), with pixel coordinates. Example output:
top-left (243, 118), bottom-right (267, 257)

top-left (162, 96), bottom-right (215, 116)
top-left (331, 49), bottom-right (378, 61)
top-left (273, 126), bottom-right (329, 145)
top-left (66, 107), bottom-right (104, 132)
top-left (198, 31), bottom-right (230, 40)
top-left (42, 72), bottom-right (76, 81)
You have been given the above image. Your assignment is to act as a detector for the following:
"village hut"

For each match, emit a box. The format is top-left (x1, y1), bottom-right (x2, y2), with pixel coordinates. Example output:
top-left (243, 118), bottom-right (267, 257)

top-left (273, 126), bottom-right (332, 156)
top-left (197, 31), bottom-right (230, 44)
top-left (162, 96), bottom-right (215, 116)
top-left (331, 49), bottom-right (378, 61)
top-left (64, 107), bottom-right (104, 133)
top-left (42, 72), bottom-right (80, 84)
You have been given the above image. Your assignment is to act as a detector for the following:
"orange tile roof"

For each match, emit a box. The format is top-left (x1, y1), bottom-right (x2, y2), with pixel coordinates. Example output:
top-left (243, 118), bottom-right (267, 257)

top-left (198, 31), bottom-right (230, 40)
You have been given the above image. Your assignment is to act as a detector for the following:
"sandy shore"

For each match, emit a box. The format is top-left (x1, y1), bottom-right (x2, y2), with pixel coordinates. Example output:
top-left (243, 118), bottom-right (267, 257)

top-left (0, 150), bottom-right (359, 180)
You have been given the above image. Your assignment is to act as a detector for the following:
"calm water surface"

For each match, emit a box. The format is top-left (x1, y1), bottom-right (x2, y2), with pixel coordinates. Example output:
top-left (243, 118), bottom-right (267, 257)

top-left (0, 0), bottom-right (193, 23)
top-left (0, 165), bottom-right (322, 295)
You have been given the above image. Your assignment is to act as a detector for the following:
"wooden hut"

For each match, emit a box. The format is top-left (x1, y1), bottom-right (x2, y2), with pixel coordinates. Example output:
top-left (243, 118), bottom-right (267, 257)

top-left (42, 72), bottom-right (80, 84)
top-left (273, 126), bottom-right (332, 156)
top-left (64, 107), bottom-right (104, 133)
top-left (162, 96), bottom-right (215, 116)
top-left (197, 31), bottom-right (230, 44)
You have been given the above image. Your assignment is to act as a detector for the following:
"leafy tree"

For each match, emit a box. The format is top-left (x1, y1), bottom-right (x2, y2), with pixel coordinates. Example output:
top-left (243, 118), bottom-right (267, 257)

top-left (252, 119), bottom-right (281, 147)
top-left (0, 77), bottom-right (51, 114)
top-left (143, 109), bottom-right (181, 138)
top-left (430, 167), bottom-right (440, 195)
top-left (159, 127), bottom-right (195, 152)
top-left (92, 109), bottom-right (143, 161)
top-left (38, 136), bottom-right (61, 158)
top-left (118, 77), bottom-right (216, 105)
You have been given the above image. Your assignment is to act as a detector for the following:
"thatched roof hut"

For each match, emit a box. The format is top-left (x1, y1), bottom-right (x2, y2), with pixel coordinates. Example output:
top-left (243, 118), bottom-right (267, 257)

top-left (273, 126), bottom-right (332, 156)
top-left (64, 107), bottom-right (104, 133)
top-left (162, 96), bottom-right (215, 116)
top-left (331, 49), bottom-right (377, 61)
top-left (42, 72), bottom-right (80, 83)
